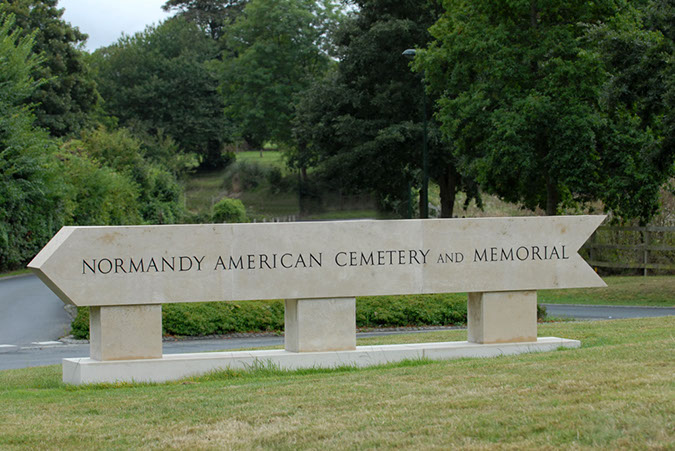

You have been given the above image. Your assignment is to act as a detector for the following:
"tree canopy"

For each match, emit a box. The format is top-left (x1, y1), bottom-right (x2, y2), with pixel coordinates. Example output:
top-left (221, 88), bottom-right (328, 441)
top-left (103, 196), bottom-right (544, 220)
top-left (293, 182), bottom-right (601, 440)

top-left (0, 14), bottom-right (65, 269)
top-left (292, 0), bottom-right (477, 217)
top-left (221, 0), bottom-right (339, 149)
top-left (92, 17), bottom-right (229, 168)
top-left (419, 0), bottom-right (673, 221)
top-left (162, 0), bottom-right (248, 40)
top-left (0, 0), bottom-right (99, 137)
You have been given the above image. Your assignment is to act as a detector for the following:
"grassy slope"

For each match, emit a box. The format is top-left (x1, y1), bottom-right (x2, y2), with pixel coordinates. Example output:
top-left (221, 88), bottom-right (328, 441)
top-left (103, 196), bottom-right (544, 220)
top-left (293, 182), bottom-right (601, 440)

top-left (0, 317), bottom-right (673, 449)
top-left (0, 269), bottom-right (31, 279)
top-left (540, 275), bottom-right (674, 307)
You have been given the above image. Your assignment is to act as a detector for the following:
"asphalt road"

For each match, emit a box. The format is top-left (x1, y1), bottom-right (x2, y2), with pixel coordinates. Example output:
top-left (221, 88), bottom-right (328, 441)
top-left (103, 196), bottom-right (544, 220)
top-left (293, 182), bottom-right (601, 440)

top-left (0, 274), bottom-right (71, 346)
top-left (0, 274), bottom-right (673, 370)
top-left (541, 303), bottom-right (675, 320)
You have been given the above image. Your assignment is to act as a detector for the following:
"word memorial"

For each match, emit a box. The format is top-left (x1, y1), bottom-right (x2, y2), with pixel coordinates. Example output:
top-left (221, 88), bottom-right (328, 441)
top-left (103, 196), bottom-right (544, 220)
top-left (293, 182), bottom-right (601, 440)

top-left (29, 216), bottom-right (605, 385)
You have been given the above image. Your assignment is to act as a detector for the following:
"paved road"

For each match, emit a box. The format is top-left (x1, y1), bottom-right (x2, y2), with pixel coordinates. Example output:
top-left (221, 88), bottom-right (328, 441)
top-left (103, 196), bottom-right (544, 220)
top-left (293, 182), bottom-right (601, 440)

top-left (0, 275), bottom-right (71, 346)
top-left (0, 329), bottom-right (450, 370)
top-left (541, 303), bottom-right (675, 320)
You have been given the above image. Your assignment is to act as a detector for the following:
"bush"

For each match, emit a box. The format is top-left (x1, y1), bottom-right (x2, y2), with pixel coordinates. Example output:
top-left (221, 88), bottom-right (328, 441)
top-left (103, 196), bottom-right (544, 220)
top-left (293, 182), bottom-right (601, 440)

top-left (163, 301), bottom-right (285, 336)
top-left (357, 294), bottom-right (467, 328)
top-left (71, 307), bottom-right (90, 339)
top-left (62, 127), bottom-right (185, 225)
top-left (212, 197), bottom-right (247, 223)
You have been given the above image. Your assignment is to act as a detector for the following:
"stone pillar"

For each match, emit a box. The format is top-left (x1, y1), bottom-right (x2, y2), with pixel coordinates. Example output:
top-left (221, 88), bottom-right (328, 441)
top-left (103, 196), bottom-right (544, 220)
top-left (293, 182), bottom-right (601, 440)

top-left (89, 305), bottom-right (162, 361)
top-left (285, 298), bottom-right (356, 352)
top-left (467, 291), bottom-right (537, 344)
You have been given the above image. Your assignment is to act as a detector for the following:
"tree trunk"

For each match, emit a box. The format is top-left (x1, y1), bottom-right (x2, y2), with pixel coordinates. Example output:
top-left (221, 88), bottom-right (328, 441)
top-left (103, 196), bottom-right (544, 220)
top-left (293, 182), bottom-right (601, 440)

top-left (439, 164), bottom-right (459, 218)
top-left (301, 166), bottom-right (308, 183)
top-left (546, 178), bottom-right (559, 216)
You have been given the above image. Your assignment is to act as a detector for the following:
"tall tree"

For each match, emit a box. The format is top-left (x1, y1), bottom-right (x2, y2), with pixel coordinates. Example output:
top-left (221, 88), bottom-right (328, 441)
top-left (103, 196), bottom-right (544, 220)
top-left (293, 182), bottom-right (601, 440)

top-left (420, 0), bottom-right (672, 221)
top-left (93, 17), bottom-right (229, 168)
top-left (220, 0), bottom-right (339, 149)
top-left (162, 0), bottom-right (247, 40)
top-left (589, 0), bottom-right (674, 220)
top-left (0, 14), bottom-right (65, 270)
top-left (292, 0), bottom-right (476, 217)
top-left (0, 0), bottom-right (99, 137)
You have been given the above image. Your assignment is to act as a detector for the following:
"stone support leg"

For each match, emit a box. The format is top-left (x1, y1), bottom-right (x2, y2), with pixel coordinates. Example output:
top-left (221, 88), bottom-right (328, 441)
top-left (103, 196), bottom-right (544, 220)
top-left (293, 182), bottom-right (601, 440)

top-left (285, 298), bottom-right (356, 352)
top-left (89, 305), bottom-right (162, 361)
top-left (467, 291), bottom-right (537, 344)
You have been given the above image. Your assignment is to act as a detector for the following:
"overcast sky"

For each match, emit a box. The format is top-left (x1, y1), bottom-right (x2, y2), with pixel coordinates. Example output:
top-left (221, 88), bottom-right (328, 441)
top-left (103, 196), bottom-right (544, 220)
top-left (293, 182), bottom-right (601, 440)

top-left (59, 0), bottom-right (174, 51)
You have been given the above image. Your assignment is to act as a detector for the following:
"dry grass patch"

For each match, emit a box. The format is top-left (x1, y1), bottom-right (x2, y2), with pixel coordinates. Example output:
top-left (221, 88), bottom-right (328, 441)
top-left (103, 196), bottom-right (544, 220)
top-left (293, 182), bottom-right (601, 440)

top-left (1, 317), bottom-right (673, 449)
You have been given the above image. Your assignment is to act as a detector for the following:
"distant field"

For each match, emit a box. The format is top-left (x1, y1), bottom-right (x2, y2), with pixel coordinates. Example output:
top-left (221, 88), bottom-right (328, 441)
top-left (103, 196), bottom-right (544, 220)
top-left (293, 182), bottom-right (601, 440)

top-left (234, 150), bottom-right (286, 168)
top-left (0, 317), bottom-right (672, 449)
top-left (540, 275), bottom-right (674, 307)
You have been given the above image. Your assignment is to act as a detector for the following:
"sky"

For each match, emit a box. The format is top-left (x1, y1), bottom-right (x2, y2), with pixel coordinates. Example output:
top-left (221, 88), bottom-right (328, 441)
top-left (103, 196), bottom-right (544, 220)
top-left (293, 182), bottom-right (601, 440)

top-left (59, 0), bottom-right (175, 51)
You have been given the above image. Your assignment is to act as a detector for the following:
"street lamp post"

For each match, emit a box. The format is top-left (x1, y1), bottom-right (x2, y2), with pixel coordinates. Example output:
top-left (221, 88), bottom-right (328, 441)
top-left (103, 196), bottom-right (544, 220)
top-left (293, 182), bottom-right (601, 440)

top-left (402, 48), bottom-right (428, 219)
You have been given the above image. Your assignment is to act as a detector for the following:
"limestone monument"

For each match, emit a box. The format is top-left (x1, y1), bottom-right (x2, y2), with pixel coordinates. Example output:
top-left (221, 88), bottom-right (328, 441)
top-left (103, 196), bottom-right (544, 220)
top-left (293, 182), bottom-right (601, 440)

top-left (29, 216), bottom-right (605, 384)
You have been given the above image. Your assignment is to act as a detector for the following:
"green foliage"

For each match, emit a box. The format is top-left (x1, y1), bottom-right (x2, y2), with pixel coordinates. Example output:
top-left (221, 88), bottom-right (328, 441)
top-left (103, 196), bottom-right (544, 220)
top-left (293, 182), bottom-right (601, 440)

top-left (0, 0), bottom-right (99, 137)
top-left (0, 14), bottom-right (65, 270)
top-left (59, 149), bottom-right (141, 225)
top-left (162, 0), bottom-right (247, 40)
top-left (93, 17), bottom-right (229, 168)
top-left (419, 0), bottom-right (673, 221)
top-left (221, 0), bottom-right (339, 148)
top-left (588, 1), bottom-right (675, 221)
top-left (212, 197), bottom-right (248, 223)
top-left (63, 127), bottom-right (185, 224)
top-left (163, 301), bottom-right (284, 336)
top-left (356, 294), bottom-right (467, 328)
top-left (70, 307), bottom-right (90, 340)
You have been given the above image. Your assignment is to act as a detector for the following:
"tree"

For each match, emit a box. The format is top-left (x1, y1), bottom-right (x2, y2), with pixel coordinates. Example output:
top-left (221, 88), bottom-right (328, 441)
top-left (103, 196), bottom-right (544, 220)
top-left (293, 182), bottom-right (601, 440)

top-left (419, 0), bottom-right (673, 221)
top-left (589, 0), bottom-right (674, 220)
top-left (0, 0), bottom-right (99, 137)
top-left (162, 0), bottom-right (248, 40)
top-left (221, 0), bottom-right (339, 149)
top-left (292, 0), bottom-right (476, 217)
top-left (93, 18), bottom-right (229, 168)
top-left (0, 14), bottom-right (65, 270)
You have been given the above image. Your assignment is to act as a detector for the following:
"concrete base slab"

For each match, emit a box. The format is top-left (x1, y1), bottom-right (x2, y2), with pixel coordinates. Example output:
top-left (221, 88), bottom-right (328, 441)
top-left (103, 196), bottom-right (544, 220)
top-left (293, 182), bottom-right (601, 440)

top-left (63, 337), bottom-right (580, 385)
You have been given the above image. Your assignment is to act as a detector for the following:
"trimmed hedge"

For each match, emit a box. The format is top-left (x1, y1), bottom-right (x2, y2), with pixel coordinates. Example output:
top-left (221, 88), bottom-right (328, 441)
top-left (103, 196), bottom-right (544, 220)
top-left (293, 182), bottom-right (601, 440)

top-left (70, 294), bottom-right (547, 339)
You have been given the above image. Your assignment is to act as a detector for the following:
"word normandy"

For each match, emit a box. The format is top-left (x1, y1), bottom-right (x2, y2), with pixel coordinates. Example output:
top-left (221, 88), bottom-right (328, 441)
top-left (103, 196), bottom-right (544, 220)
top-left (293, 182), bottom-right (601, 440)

top-left (81, 244), bottom-right (569, 275)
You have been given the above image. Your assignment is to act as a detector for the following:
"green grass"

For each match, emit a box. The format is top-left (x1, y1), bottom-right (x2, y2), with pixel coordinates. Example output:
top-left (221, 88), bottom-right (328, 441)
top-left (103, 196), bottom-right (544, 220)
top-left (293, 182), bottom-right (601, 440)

top-left (182, 168), bottom-right (230, 215)
top-left (1, 317), bottom-right (673, 448)
top-left (235, 150), bottom-right (286, 169)
top-left (540, 275), bottom-right (674, 307)
top-left (0, 268), bottom-right (31, 279)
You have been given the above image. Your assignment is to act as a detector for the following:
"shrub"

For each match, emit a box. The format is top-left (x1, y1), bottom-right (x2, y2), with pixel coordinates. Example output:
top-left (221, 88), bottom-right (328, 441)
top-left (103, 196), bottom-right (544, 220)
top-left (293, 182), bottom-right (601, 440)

top-left (212, 197), bottom-right (247, 223)
top-left (356, 294), bottom-right (467, 328)
top-left (71, 307), bottom-right (90, 339)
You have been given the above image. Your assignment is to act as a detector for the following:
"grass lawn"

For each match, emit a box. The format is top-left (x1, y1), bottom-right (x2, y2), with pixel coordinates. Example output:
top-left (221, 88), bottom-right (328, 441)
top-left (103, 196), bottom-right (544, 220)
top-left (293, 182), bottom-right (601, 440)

top-left (540, 275), bottom-right (674, 307)
top-left (1, 317), bottom-right (673, 449)
top-left (235, 150), bottom-right (286, 169)
top-left (0, 268), bottom-right (30, 279)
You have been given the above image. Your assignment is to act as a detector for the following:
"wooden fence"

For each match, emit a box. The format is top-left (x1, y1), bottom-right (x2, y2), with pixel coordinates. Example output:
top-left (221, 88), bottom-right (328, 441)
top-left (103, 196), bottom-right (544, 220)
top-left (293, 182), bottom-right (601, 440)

top-left (583, 225), bottom-right (675, 275)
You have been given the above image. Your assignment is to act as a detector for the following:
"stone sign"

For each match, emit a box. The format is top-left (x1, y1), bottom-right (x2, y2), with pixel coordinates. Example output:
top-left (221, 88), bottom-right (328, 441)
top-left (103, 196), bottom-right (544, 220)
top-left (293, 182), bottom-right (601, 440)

top-left (30, 216), bottom-right (604, 306)
top-left (28, 216), bottom-right (605, 384)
